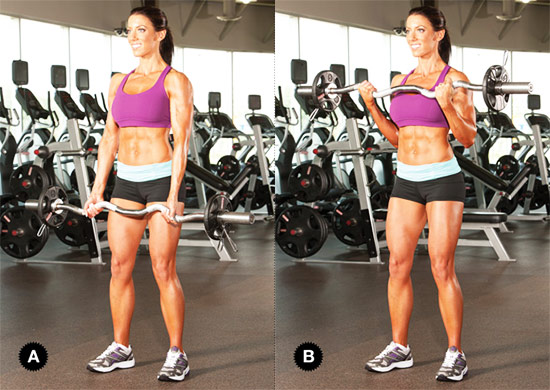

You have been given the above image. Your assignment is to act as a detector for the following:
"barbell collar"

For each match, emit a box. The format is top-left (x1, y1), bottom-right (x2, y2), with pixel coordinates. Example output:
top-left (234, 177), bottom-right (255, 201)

top-left (495, 82), bottom-right (533, 94)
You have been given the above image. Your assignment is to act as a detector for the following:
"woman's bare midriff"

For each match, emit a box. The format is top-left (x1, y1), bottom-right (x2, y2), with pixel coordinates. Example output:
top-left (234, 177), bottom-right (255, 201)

top-left (117, 127), bottom-right (172, 165)
top-left (397, 126), bottom-right (454, 165)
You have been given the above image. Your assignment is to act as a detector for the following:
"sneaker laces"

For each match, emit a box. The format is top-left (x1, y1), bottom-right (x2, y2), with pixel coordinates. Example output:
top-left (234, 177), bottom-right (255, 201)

top-left (375, 342), bottom-right (397, 359)
top-left (98, 342), bottom-right (119, 359)
top-left (163, 351), bottom-right (180, 369)
top-left (442, 350), bottom-right (459, 368)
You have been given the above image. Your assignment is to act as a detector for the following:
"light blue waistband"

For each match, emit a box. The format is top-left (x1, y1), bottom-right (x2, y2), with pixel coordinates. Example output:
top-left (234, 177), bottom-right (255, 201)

top-left (396, 157), bottom-right (461, 182)
top-left (117, 160), bottom-right (172, 182)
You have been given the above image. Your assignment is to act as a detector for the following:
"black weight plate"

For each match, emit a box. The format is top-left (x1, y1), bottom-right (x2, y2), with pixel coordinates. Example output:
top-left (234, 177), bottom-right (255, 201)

top-left (312, 70), bottom-right (342, 113)
top-left (525, 154), bottom-right (549, 176)
top-left (70, 166), bottom-right (97, 192)
top-left (495, 155), bottom-right (520, 180)
top-left (275, 205), bottom-right (328, 258)
top-left (37, 186), bottom-right (69, 228)
top-left (349, 165), bottom-right (378, 190)
top-left (239, 178), bottom-right (270, 210)
top-left (54, 214), bottom-right (90, 247)
top-left (0, 207), bottom-right (48, 259)
top-left (287, 163), bottom-right (330, 202)
top-left (518, 179), bottom-right (548, 210)
top-left (497, 194), bottom-right (519, 214)
top-left (483, 65), bottom-right (509, 112)
top-left (370, 186), bottom-right (392, 209)
top-left (216, 155), bottom-right (241, 180)
top-left (9, 164), bottom-right (51, 202)
top-left (204, 193), bottom-right (232, 240)
top-left (332, 197), bottom-right (366, 246)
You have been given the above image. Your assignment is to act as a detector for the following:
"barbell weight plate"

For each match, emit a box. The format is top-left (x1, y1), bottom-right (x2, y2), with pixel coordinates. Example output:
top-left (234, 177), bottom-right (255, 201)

top-left (204, 193), bottom-right (233, 240)
top-left (239, 178), bottom-right (271, 210)
top-left (312, 70), bottom-right (342, 113)
top-left (518, 179), bottom-right (549, 210)
top-left (70, 166), bottom-right (96, 192)
top-left (53, 198), bottom-right (90, 247)
top-left (332, 197), bottom-right (367, 246)
top-left (349, 165), bottom-right (378, 191)
top-left (37, 186), bottom-right (69, 228)
top-left (0, 207), bottom-right (49, 259)
top-left (483, 65), bottom-right (509, 112)
top-left (287, 163), bottom-right (330, 202)
top-left (9, 164), bottom-right (51, 202)
top-left (275, 205), bottom-right (328, 258)
top-left (495, 155), bottom-right (520, 180)
top-left (54, 214), bottom-right (91, 247)
top-left (526, 154), bottom-right (549, 176)
top-left (216, 155), bottom-right (241, 180)
top-left (370, 186), bottom-right (393, 209)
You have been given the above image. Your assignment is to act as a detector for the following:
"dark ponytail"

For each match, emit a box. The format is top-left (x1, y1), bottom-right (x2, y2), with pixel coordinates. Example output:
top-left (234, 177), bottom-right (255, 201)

top-left (130, 6), bottom-right (174, 65)
top-left (409, 6), bottom-right (451, 64)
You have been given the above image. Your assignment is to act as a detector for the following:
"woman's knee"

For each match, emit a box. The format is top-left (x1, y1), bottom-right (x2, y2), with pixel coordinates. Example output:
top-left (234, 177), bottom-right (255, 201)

top-left (388, 254), bottom-right (413, 280)
top-left (110, 256), bottom-right (134, 281)
top-left (151, 255), bottom-right (176, 283)
top-left (430, 255), bottom-right (455, 282)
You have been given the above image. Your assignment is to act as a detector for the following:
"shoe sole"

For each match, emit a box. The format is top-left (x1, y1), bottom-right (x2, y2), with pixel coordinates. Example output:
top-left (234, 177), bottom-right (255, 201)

top-left (157, 365), bottom-right (190, 382)
top-left (436, 366), bottom-right (468, 381)
top-left (87, 359), bottom-right (135, 373)
top-left (365, 358), bottom-right (414, 373)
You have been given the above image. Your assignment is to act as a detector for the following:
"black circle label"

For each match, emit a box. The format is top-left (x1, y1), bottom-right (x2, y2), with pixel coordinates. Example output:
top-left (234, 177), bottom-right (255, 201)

top-left (294, 342), bottom-right (323, 371)
top-left (19, 342), bottom-right (48, 371)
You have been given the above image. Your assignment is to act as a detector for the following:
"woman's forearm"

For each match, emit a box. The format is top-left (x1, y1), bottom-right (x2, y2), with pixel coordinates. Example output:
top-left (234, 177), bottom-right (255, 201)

top-left (442, 104), bottom-right (476, 148)
top-left (169, 140), bottom-right (187, 198)
top-left (92, 131), bottom-right (118, 194)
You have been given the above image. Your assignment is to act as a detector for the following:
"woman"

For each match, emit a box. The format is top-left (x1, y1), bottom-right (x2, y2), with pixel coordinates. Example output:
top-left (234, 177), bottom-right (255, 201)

top-left (83, 6), bottom-right (193, 382)
top-left (358, 6), bottom-right (476, 382)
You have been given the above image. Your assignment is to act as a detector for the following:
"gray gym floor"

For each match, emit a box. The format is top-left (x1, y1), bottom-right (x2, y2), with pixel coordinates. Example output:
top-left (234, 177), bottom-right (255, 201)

top-left (0, 221), bottom-right (274, 390)
top-left (275, 220), bottom-right (550, 389)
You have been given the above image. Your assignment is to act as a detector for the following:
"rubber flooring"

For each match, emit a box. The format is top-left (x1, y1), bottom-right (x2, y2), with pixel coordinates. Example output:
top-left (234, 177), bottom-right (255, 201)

top-left (275, 219), bottom-right (550, 389)
top-left (1, 221), bottom-right (274, 390)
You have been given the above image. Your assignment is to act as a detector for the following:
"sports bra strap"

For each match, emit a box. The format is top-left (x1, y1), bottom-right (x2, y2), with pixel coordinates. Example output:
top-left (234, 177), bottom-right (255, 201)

top-left (434, 64), bottom-right (451, 87)
top-left (400, 65), bottom-right (451, 89)
top-left (400, 69), bottom-right (415, 85)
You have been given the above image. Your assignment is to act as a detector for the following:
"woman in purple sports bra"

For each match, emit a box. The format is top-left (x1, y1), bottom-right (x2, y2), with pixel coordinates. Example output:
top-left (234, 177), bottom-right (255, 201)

top-left (83, 6), bottom-right (193, 381)
top-left (359, 6), bottom-right (476, 382)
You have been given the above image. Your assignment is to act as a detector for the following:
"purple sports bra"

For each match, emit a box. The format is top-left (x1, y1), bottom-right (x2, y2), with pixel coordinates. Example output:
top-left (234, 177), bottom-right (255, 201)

top-left (111, 66), bottom-right (171, 128)
top-left (390, 65), bottom-right (450, 128)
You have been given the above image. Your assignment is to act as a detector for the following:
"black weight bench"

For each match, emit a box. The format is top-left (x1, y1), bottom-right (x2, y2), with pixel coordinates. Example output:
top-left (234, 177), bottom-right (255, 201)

top-left (373, 209), bottom-right (514, 262)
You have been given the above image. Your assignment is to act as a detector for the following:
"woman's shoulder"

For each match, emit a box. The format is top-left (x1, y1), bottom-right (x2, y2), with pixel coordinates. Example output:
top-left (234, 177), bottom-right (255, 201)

top-left (446, 67), bottom-right (470, 83)
top-left (108, 72), bottom-right (127, 93)
top-left (165, 69), bottom-right (192, 91)
top-left (391, 73), bottom-right (407, 87)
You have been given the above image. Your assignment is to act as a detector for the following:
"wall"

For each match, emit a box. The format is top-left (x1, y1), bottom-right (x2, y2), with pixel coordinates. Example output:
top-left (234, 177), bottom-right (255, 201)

top-left (275, 0), bottom-right (550, 53)
top-left (0, 0), bottom-right (275, 53)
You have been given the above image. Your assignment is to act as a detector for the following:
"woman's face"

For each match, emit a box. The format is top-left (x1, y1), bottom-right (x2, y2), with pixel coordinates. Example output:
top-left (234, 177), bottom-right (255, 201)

top-left (405, 13), bottom-right (444, 59)
top-left (126, 14), bottom-right (165, 58)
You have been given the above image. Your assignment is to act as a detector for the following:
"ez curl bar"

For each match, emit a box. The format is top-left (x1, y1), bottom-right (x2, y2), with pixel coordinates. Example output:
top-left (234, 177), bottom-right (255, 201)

top-left (25, 186), bottom-right (255, 245)
top-left (297, 65), bottom-right (533, 113)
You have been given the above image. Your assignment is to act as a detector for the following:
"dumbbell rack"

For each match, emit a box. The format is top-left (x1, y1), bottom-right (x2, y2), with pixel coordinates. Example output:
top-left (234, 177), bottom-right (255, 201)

top-left (295, 117), bottom-right (383, 265)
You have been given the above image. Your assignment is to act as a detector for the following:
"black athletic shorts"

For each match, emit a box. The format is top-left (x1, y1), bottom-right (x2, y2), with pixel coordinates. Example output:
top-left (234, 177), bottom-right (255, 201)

top-left (110, 176), bottom-right (186, 205)
top-left (391, 172), bottom-right (465, 205)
